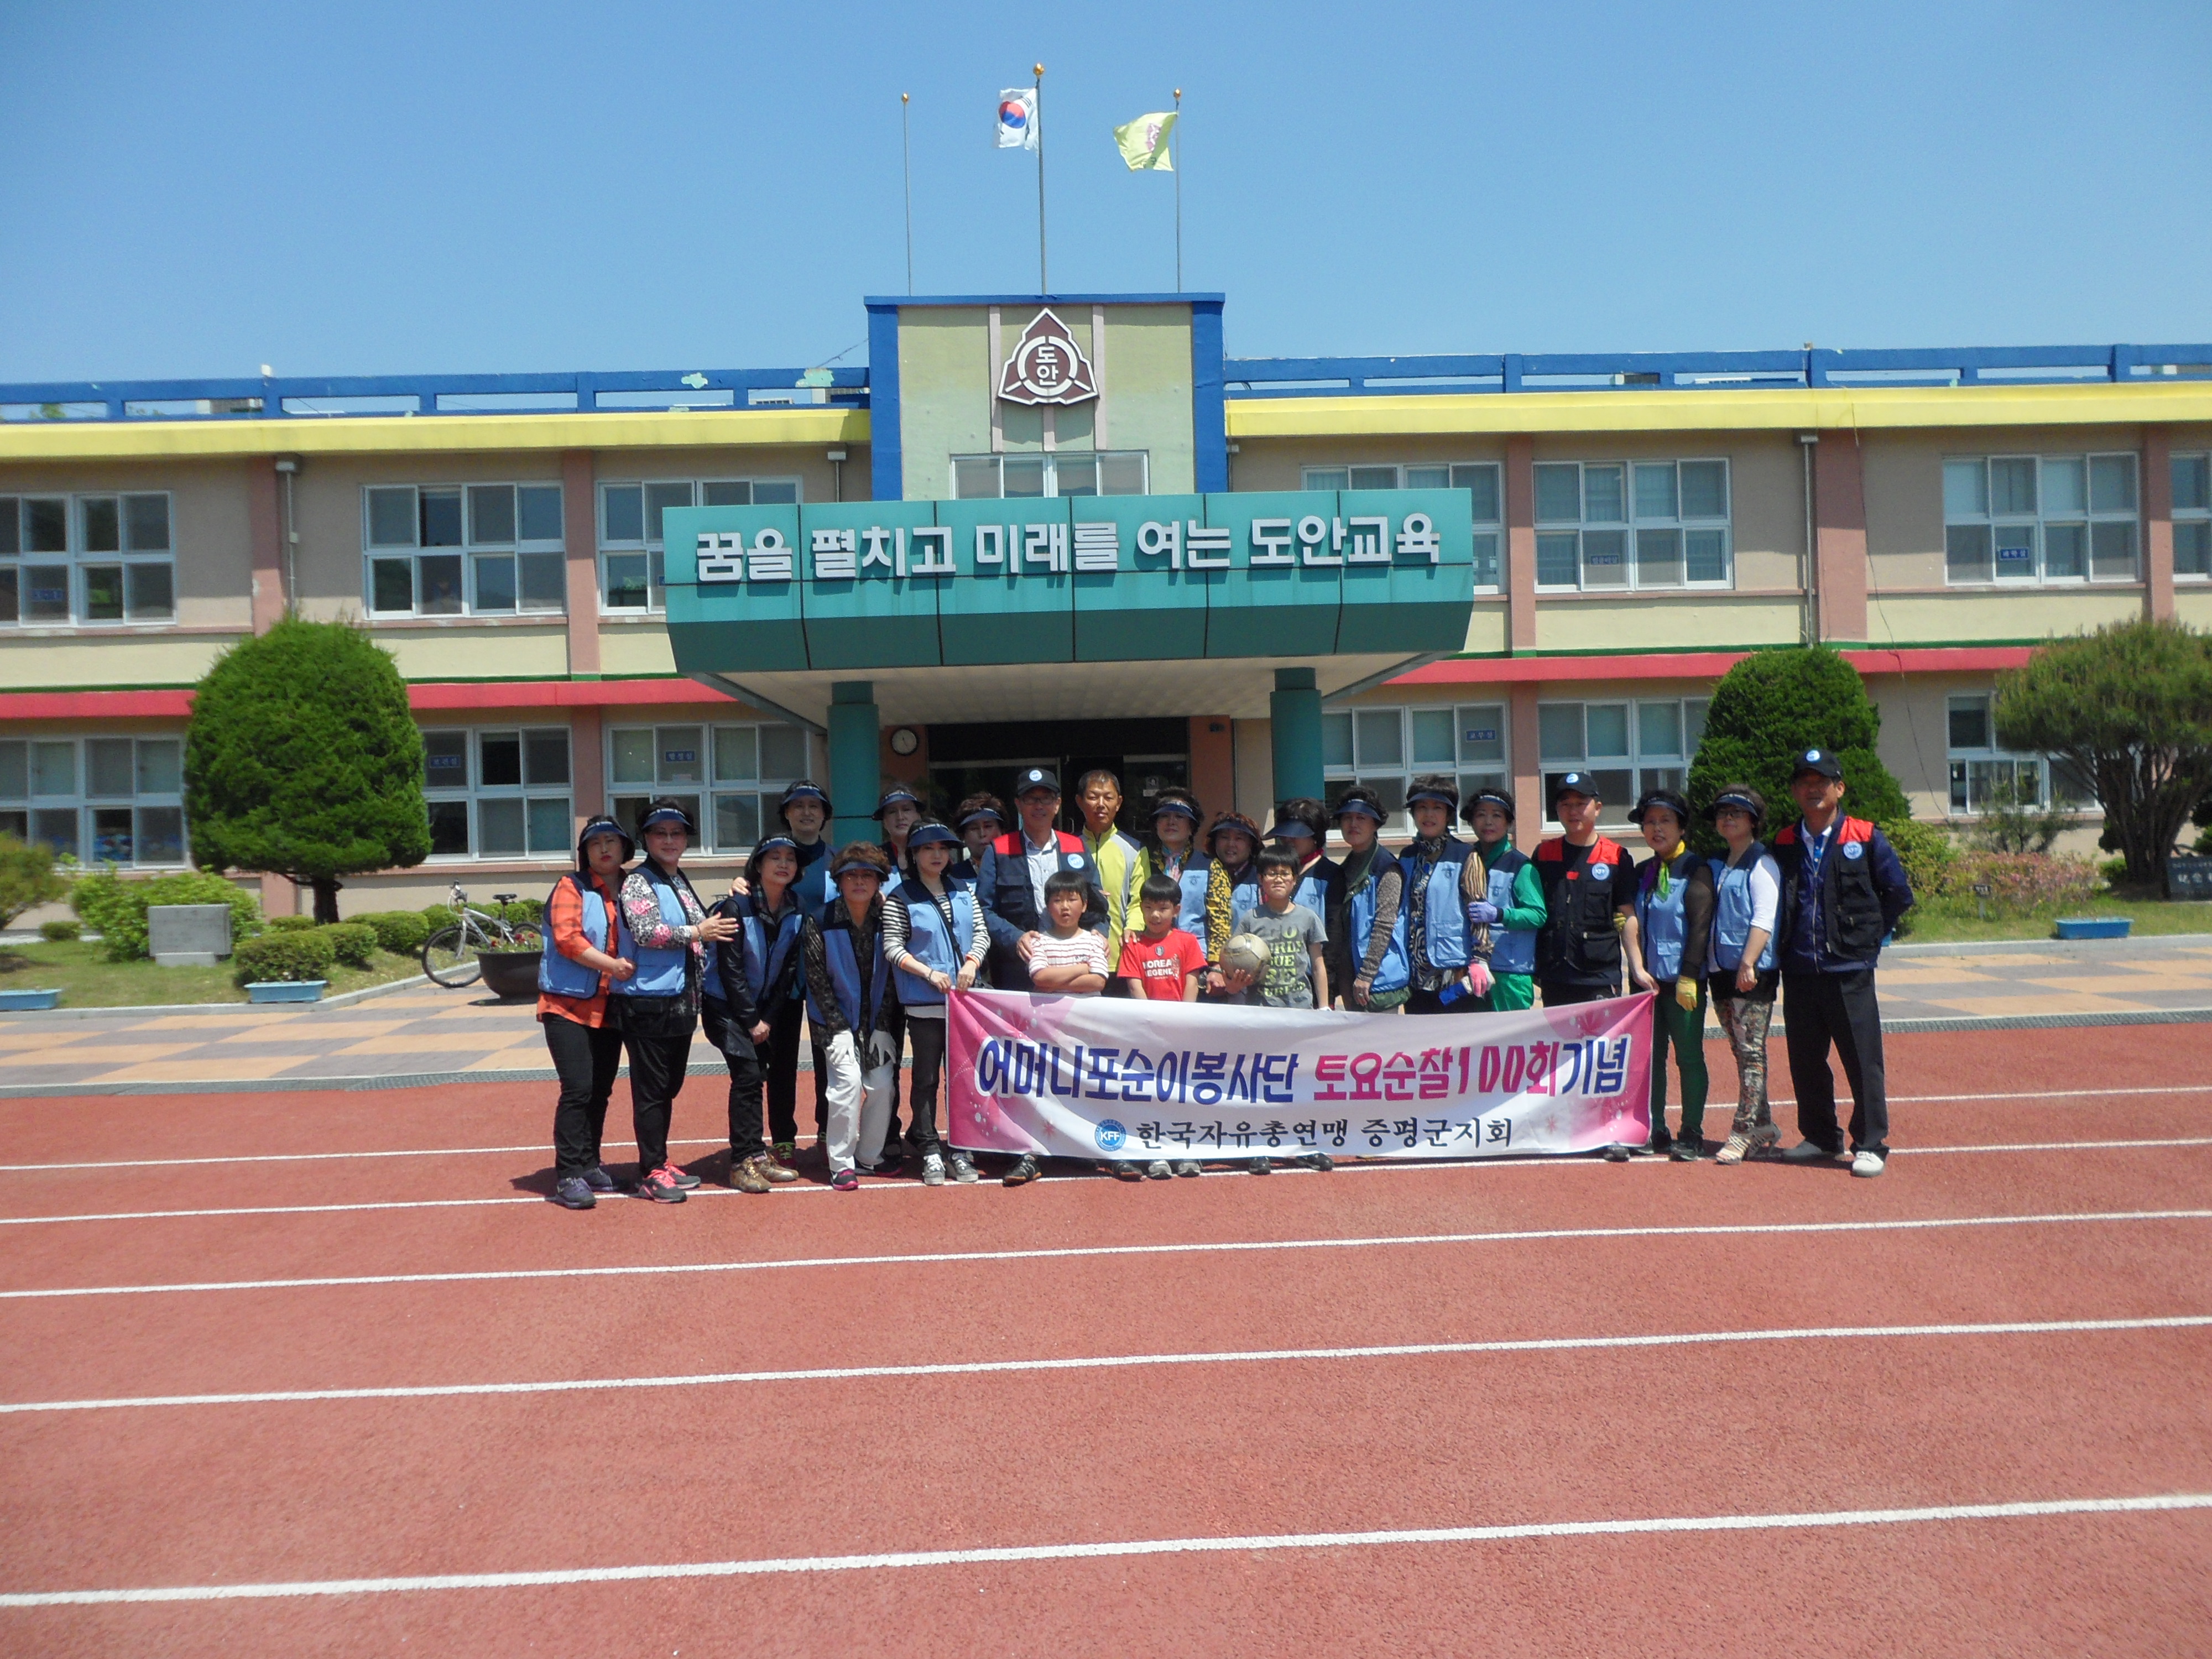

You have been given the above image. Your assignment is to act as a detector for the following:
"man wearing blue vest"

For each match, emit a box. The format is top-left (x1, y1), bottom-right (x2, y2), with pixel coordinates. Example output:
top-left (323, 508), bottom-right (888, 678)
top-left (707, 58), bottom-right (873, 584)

top-left (976, 768), bottom-right (1107, 990)
top-left (1771, 748), bottom-right (1914, 1178)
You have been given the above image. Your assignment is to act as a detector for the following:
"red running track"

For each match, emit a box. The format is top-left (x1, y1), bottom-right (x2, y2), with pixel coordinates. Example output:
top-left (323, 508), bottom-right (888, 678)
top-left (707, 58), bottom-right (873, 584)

top-left (0, 1024), bottom-right (2206, 1656)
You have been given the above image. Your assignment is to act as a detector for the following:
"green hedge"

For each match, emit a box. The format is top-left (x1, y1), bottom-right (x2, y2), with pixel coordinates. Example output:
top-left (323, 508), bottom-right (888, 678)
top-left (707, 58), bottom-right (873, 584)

top-left (39, 919), bottom-right (81, 942)
top-left (71, 869), bottom-right (264, 962)
top-left (318, 922), bottom-right (379, 968)
top-left (265, 914), bottom-right (320, 933)
top-left (233, 929), bottom-right (335, 985)
top-left (355, 910), bottom-right (431, 956)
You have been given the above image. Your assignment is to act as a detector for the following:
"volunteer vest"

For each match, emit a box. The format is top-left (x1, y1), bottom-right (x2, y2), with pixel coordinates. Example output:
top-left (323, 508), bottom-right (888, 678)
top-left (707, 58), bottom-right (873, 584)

top-left (806, 914), bottom-right (893, 1031)
top-left (536, 871), bottom-right (625, 999)
top-left (1634, 849), bottom-right (1709, 980)
top-left (1775, 816), bottom-right (1887, 964)
top-left (1710, 844), bottom-right (1779, 973)
top-left (611, 864), bottom-right (692, 998)
top-left (1535, 836), bottom-right (1629, 983)
top-left (889, 877), bottom-right (977, 1009)
top-left (1478, 845), bottom-right (1537, 978)
top-left (1159, 851), bottom-right (1213, 944)
top-left (704, 891), bottom-right (804, 1007)
top-left (1405, 840), bottom-right (1474, 970)
top-left (1344, 846), bottom-right (1411, 995)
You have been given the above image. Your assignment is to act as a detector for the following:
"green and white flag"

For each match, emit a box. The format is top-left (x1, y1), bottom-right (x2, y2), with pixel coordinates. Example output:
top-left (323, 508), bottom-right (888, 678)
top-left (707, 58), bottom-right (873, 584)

top-left (1113, 110), bottom-right (1176, 171)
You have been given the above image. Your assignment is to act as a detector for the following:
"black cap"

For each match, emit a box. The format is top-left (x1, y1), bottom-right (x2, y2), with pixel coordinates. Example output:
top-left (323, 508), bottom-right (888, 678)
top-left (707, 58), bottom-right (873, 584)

top-left (1628, 789), bottom-right (1691, 827)
top-left (1790, 747), bottom-right (1844, 781)
top-left (1013, 766), bottom-right (1061, 797)
top-left (1461, 787), bottom-right (1516, 825)
top-left (1551, 770), bottom-right (1601, 805)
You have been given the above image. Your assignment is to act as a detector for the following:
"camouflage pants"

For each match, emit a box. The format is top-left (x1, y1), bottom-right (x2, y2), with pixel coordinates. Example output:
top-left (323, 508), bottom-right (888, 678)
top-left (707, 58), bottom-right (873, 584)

top-left (1712, 989), bottom-right (1776, 1136)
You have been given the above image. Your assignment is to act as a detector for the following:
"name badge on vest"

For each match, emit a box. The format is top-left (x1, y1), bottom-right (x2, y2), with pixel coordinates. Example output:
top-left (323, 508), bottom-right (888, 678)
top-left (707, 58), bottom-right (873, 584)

top-left (1068, 854), bottom-right (1086, 868)
top-left (1592, 864), bottom-right (1610, 880)
top-left (1843, 842), bottom-right (1864, 861)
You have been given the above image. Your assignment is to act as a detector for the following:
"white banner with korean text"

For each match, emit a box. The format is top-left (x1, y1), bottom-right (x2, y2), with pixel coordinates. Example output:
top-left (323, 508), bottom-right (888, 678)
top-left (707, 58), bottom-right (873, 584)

top-left (944, 989), bottom-right (1655, 1162)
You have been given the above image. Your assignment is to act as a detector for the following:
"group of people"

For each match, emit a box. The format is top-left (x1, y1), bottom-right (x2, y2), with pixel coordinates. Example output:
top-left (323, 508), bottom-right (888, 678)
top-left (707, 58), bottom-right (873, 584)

top-left (535, 745), bottom-right (1913, 1208)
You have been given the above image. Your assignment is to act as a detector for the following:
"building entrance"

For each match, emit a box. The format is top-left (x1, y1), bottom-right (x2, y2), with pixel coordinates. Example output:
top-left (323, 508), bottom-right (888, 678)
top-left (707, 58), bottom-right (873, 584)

top-left (926, 718), bottom-right (1188, 839)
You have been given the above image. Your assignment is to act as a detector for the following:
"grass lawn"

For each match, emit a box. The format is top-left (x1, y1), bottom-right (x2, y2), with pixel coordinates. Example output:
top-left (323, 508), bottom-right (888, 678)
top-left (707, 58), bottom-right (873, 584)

top-left (1897, 893), bottom-right (2212, 945)
top-left (0, 938), bottom-right (427, 1008)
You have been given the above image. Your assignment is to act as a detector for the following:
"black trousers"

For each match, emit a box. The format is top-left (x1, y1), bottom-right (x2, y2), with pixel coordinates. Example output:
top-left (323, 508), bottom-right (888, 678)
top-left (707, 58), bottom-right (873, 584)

top-left (905, 1015), bottom-right (947, 1157)
top-left (615, 994), bottom-right (694, 1175)
top-left (1538, 979), bottom-right (1618, 1006)
top-left (1782, 969), bottom-right (1890, 1156)
top-left (762, 996), bottom-right (804, 1147)
top-left (1405, 985), bottom-right (1452, 1016)
top-left (545, 1014), bottom-right (625, 1178)
top-left (702, 995), bottom-right (769, 1164)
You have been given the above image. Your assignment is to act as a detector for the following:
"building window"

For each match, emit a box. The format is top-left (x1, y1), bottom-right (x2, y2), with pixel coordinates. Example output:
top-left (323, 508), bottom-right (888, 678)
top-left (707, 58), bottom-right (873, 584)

top-left (606, 721), bottom-right (810, 853)
top-left (1320, 702), bottom-right (1509, 838)
top-left (1946, 694), bottom-right (2091, 813)
top-left (0, 734), bottom-right (186, 865)
top-left (598, 478), bottom-right (801, 613)
top-left (2175, 453), bottom-right (2211, 580)
top-left (363, 484), bottom-right (565, 617)
top-left (950, 451), bottom-right (1148, 500)
top-left (1531, 460), bottom-right (1731, 592)
top-left (0, 493), bottom-right (175, 627)
top-left (1536, 697), bottom-right (1709, 826)
top-left (421, 727), bottom-right (573, 859)
top-left (1301, 464), bottom-right (1503, 589)
top-left (1942, 454), bottom-right (2140, 585)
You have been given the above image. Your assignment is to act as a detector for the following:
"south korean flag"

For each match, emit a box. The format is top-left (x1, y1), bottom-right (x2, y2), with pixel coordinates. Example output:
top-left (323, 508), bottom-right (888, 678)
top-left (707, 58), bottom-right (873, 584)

top-left (995, 87), bottom-right (1039, 150)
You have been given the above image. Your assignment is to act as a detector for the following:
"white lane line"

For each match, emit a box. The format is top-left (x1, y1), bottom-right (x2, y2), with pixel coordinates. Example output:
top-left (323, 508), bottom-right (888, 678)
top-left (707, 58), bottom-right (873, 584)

top-left (8, 1314), bottom-right (2203, 1416)
top-left (6, 1081), bottom-right (2204, 1175)
top-left (4, 1136), bottom-right (2207, 1228)
top-left (6, 1493), bottom-right (2206, 1606)
top-left (2, 1209), bottom-right (2205, 1301)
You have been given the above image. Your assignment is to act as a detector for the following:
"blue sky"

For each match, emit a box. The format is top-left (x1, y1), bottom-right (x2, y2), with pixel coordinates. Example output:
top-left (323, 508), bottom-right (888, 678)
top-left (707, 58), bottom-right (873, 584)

top-left (2, 1), bottom-right (2206, 381)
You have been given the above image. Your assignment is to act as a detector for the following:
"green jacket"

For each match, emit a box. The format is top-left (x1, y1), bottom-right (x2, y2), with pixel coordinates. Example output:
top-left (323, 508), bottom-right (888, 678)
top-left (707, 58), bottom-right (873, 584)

top-left (1083, 826), bottom-right (1150, 960)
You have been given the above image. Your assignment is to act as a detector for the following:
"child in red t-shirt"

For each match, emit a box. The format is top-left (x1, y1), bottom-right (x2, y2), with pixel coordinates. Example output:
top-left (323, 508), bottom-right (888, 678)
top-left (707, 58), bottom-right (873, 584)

top-left (1117, 875), bottom-right (1207, 1180)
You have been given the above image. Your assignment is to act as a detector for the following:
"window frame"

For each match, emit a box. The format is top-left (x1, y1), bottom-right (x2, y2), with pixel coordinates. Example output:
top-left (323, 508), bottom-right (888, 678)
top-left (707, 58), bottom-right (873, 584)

top-left (1944, 692), bottom-right (2094, 816)
top-left (1528, 459), bottom-right (1733, 594)
top-left (361, 482), bottom-right (567, 620)
top-left (596, 477), bottom-right (804, 614)
top-left (603, 719), bottom-right (812, 853)
top-left (1319, 701), bottom-right (1511, 839)
top-left (2174, 452), bottom-right (2211, 582)
top-left (947, 451), bottom-right (1150, 502)
top-left (419, 724), bottom-right (575, 861)
top-left (0, 733), bottom-right (187, 866)
top-left (1533, 696), bottom-right (1710, 828)
top-left (1299, 463), bottom-right (1504, 591)
top-left (1941, 452), bottom-right (2142, 587)
top-left (0, 491), bottom-right (177, 629)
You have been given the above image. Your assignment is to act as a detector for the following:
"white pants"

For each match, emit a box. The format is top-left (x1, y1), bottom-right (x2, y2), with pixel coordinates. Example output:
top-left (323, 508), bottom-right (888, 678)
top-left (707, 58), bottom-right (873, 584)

top-left (822, 1031), bottom-right (896, 1173)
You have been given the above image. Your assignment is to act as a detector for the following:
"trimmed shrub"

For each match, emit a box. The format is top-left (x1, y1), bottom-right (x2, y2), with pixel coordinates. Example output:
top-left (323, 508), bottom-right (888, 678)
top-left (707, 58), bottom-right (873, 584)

top-left (422, 903), bottom-right (460, 932)
top-left (39, 919), bottom-right (81, 942)
top-left (1948, 851), bottom-right (2099, 913)
top-left (1879, 818), bottom-right (1957, 902)
top-left (266, 915), bottom-right (320, 933)
top-left (493, 896), bottom-right (545, 926)
top-left (319, 922), bottom-right (379, 969)
top-left (2101, 855), bottom-right (2131, 889)
top-left (357, 910), bottom-right (431, 956)
top-left (233, 928), bottom-right (335, 985)
top-left (0, 834), bottom-right (68, 928)
top-left (72, 869), bottom-right (264, 962)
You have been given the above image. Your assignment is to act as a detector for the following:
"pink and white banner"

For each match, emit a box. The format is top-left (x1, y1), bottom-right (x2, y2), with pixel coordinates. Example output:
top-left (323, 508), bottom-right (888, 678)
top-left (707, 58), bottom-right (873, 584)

top-left (945, 989), bottom-right (1654, 1162)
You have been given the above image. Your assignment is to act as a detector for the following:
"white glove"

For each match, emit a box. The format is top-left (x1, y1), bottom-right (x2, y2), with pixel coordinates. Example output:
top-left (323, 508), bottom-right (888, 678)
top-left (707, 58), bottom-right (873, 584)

top-left (826, 1031), bottom-right (858, 1069)
top-left (867, 1031), bottom-right (897, 1070)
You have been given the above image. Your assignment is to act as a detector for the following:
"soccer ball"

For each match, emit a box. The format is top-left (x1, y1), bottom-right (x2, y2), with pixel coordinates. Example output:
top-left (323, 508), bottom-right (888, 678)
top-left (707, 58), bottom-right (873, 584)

top-left (1222, 933), bottom-right (1270, 978)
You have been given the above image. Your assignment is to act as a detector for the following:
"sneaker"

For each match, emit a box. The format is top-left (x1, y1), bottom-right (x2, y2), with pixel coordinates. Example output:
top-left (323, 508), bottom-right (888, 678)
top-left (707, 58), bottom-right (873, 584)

top-left (636, 1164), bottom-right (687, 1203)
top-left (554, 1175), bottom-right (596, 1210)
top-left (1003, 1154), bottom-right (1040, 1186)
top-left (1172, 1159), bottom-right (1203, 1177)
top-left (1781, 1139), bottom-right (1840, 1164)
top-left (949, 1153), bottom-right (979, 1184)
top-left (1246, 1156), bottom-right (1272, 1175)
top-left (667, 1166), bottom-right (702, 1190)
top-left (1669, 1140), bottom-right (1704, 1162)
top-left (1601, 1144), bottom-right (1632, 1162)
top-left (772, 1140), bottom-right (798, 1165)
top-left (581, 1166), bottom-right (617, 1194)
top-left (1292, 1152), bottom-right (1334, 1172)
top-left (857, 1155), bottom-right (902, 1177)
top-left (1851, 1150), bottom-right (1886, 1178)
top-left (1103, 1160), bottom-right (1143, 1182)
top-left (730, 1156), bottom-right (772, 1194)
top-left (922, 1152), bottom-right (947, 1187)
top-left (1145, 1160), bottom-right (1173, 1180)
top-left (756, 1153), bottom-right (799, 1185)
top-left (831, 1167), bottom-right (859, 1191)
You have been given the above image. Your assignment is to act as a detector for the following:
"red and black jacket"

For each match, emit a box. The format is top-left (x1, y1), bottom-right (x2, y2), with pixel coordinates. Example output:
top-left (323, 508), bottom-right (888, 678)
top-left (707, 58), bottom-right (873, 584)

top-left (1532, 835), bottom-right (1636, 987)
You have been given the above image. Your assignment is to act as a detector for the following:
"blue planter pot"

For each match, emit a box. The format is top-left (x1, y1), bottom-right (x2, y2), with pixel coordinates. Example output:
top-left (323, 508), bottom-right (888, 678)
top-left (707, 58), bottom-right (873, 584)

top-left (0, 988), bottom-right (62, 1011)
top-left (2053, 918), bottom-right (2131, 940)
top-left (246, 979), bottom-right (328, 1004)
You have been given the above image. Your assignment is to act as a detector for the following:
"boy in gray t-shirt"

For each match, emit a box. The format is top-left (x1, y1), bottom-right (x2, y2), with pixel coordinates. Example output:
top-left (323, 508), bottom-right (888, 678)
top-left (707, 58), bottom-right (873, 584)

top-left (1224, 847), bottom-right (1334, 1175)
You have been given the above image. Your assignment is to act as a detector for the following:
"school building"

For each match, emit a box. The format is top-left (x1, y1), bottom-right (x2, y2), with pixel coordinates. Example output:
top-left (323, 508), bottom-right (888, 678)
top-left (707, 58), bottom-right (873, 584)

top-left (3, 294), bottom-right (2209, 913)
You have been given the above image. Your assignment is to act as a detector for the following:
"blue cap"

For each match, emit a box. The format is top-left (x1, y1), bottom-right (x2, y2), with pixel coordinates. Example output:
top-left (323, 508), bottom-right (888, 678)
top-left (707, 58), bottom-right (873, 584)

top-left (872, 786), bottom-right (922, 820)
top-left (576, 816), bottom-right (634, 867)
top-left (1333, 791), bottom-right (1387, 824)
top-left (778, 781), bottom-right (831, 819)
top-left (958, 805), bottom-right (1004, 830)
top-left (1267, 818), bottom-right (1316, 840)
top-left (749, 834), bottom-right (800, 860)
top-left (906, 821), bottom-right (961, 852)
top-left (639, 804), bottom-right (694, 834)
top-left (1151, 797), bottom-right (1201, 825)
top-left (1462, 788), bottom-right (1516, 824)
top-left (1704, 790), bottom-right (1765, 825)
top-left (1405, 785), bottom-right (1458, 809)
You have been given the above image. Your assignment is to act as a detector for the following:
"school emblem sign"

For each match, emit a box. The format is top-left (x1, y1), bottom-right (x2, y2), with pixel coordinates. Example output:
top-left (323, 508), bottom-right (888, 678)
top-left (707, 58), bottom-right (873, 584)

top-left (997, 309), bottom-right (1097, 406)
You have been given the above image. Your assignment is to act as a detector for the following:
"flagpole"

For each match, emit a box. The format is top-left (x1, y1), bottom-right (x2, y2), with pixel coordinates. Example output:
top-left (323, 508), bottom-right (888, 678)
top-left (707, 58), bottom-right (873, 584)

top-left (901, 93), bottom-right (914, 295)
top-left (1034, 63), bottom-right (1047, 294)
top-left (1172, 88), bottom-right (1183, 293)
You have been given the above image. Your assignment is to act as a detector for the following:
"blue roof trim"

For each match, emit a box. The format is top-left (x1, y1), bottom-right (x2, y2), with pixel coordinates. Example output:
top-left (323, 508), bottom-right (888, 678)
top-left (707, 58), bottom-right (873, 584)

top-left (1190, 301), bottom-right (1227, 492)
top-left (867, 302), bottom-right (902, 500)
top-left (863, 293), bottom-right (1224, 307)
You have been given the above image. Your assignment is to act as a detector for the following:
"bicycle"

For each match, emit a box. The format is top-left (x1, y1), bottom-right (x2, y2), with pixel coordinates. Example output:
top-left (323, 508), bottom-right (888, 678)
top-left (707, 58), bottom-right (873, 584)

top-left (422, 885), bottom-right (545, 988)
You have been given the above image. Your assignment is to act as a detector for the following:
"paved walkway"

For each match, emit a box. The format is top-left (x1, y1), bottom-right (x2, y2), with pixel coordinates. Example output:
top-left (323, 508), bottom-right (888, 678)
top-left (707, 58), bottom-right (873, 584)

top-left (3, 935), bottom-right (2211, 1094)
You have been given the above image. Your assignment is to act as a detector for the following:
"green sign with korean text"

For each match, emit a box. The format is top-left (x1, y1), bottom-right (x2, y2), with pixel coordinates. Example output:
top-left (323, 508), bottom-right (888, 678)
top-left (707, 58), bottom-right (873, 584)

top-left (664, 489), bottom-right (1474, 671)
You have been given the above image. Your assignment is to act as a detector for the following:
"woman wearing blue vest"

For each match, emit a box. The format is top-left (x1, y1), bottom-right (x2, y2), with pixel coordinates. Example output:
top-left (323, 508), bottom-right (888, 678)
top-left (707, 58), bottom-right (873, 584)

top-left (1147, 788), bottom-right (1218, 958)
top-left (1401, 775), bottom-right (1485, 1015)
top-left (882, 820), bottom-right (990, 1186)
top-left (800, 842), bottom-right (900, 1191)
top-left (1704, 784), bottom-right (1783, 1165)
top-left (613, 799), bottom-right (737, 1203)
top-left (1199, 811), bottom-right (1260, 997)
top-left (1460, 789), bottom-right (1545, 1011)
top-left (1269, 797), bottom-right (1352, 1004)
top-left (1332, 787), bottom-right (1410, 1011)
top-left (953, 793), bottom-right (1006, 883)
top-left (540, 816), bottom-right (639, 1211)
top-left (701, 834), bottom-right (807, 1192)
top-left (1622, 789), bottom-right (1716, 1160)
